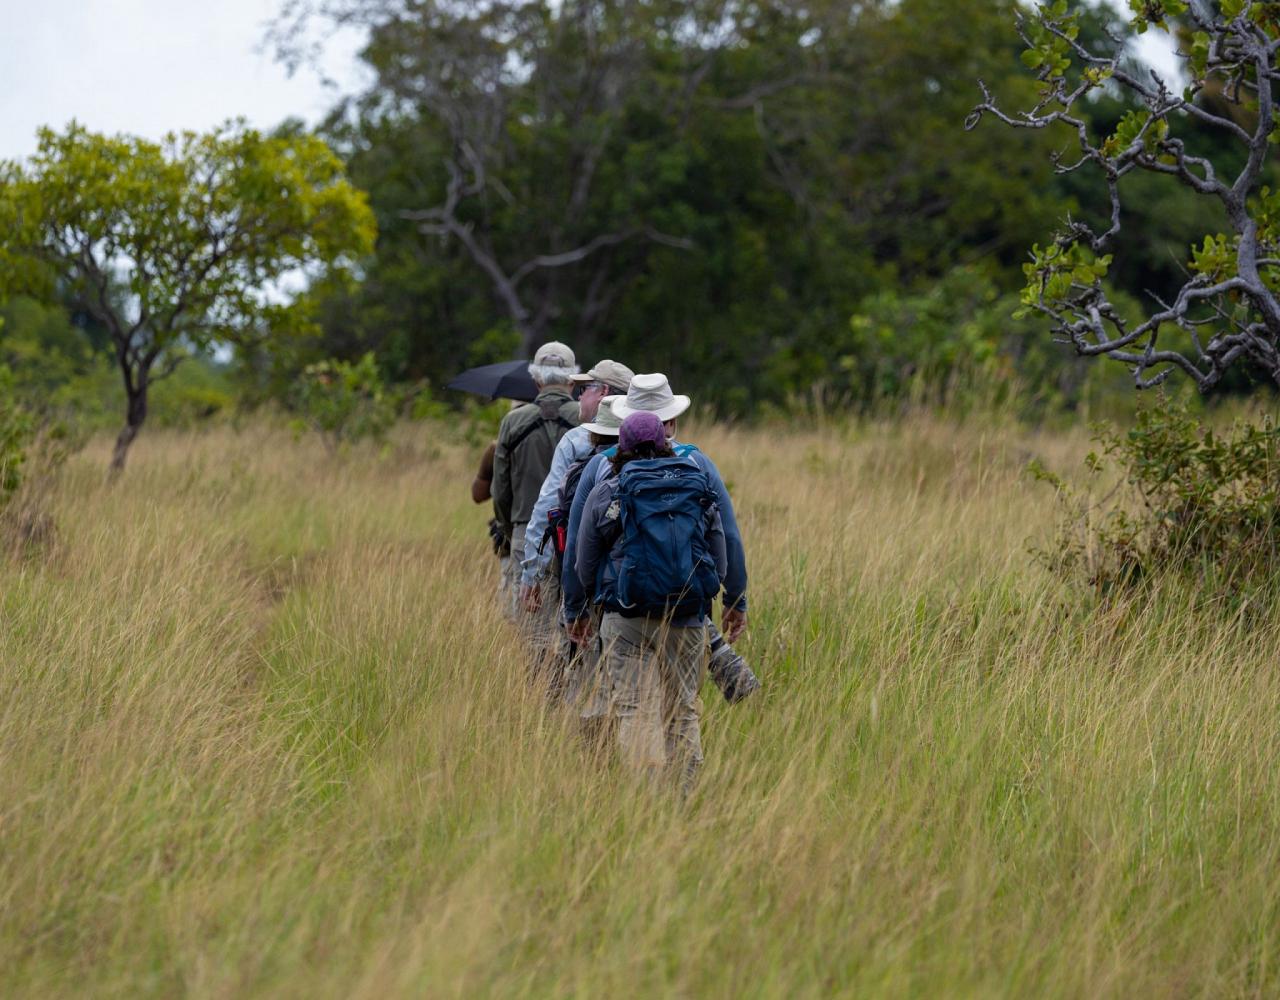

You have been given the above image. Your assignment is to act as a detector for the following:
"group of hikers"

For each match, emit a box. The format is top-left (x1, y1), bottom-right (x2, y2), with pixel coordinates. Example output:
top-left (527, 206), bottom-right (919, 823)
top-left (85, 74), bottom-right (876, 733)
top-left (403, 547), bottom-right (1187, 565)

top-left (471, 342), bottom-right (759, 789)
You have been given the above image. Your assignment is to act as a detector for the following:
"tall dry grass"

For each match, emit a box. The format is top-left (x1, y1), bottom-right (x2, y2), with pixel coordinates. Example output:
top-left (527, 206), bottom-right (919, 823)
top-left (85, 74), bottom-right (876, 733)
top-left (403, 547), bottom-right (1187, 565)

top-left (2, 414), bottom-right (1279, 997)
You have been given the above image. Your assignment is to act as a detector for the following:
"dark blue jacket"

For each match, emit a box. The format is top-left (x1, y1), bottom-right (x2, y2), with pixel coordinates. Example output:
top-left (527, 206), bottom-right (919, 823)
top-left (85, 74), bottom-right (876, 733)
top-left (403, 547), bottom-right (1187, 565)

top-left (562, 442), bottom-right (747, 621)
top-left (575, 467), bottom-right (727, 625)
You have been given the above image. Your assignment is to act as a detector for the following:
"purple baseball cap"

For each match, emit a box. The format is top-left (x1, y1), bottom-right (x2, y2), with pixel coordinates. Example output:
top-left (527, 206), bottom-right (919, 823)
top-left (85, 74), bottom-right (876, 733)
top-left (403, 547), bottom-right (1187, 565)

top-left (619, 411), bottom-right (666, 452)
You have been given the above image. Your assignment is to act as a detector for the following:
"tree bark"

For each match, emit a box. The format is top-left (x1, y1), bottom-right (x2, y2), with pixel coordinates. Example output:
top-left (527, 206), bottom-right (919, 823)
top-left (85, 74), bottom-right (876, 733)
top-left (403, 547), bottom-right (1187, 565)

top-left (110, 380), bottom-right (148, 475)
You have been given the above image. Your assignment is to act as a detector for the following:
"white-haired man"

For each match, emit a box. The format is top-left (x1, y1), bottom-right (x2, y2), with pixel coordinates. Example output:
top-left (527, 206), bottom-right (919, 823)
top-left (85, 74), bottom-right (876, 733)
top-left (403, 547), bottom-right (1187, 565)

top-left (492, 341), bottom-right (581, 624)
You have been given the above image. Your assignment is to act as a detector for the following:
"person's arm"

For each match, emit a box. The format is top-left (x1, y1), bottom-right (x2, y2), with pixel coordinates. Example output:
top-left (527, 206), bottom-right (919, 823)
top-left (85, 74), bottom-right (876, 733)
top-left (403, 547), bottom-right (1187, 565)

top-left (706, 507), bottom-right (727, 582)
top-left (694, 453), bottom-right (747, 611)
top-left (575, 485), bottom-right (610, 605)
top-left (491, 420), bottom-right (515, 537)
top-left (520, 431), bottom-right (580, 587)
top-left (561, 454), bottom-right (604, 623)
top-left (471, 442), bottom-right (496, 504)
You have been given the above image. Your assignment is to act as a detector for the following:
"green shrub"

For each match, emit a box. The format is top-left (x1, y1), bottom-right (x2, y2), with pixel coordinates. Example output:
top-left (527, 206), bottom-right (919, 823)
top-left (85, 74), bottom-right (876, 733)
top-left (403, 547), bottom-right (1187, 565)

top-left (0, 366), bottom-right (33, 508)
top-left (164, 384), bottom-right (234, 424)
top-left (1033, 397), bottom-right (1280, 600)
top-left (832, 266), bottom-right (1147, 418)
top-left (844, 266), bottom-right (1010, 402)
top-left (146, 358), bottom-right (238, 428)
top-left (290, 353), bottom-right (398, 450)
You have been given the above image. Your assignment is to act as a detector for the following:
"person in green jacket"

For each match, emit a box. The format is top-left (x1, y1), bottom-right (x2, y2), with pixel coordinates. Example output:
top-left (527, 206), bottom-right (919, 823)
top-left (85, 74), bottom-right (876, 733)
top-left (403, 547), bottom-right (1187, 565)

top-left (492, 341), bottom-right (581, 628)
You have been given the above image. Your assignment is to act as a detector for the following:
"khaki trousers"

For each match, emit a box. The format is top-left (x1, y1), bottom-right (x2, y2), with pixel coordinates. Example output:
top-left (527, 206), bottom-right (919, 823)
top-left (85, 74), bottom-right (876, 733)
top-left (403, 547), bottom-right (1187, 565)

top-left (599, 613), bottom-right (708, 782)
top-left (497, 553), bottom-right (514, 618)
top-left (499, 524), bottom-right (527, 623)
top-left (564, 607), bottom-right (608, 718)
top-left (522, 570), bottom-right (571, 689)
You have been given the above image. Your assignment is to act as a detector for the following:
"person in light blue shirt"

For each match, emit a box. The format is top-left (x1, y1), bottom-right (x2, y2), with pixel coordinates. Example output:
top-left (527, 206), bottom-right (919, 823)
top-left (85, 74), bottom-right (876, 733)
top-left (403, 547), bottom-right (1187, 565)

top-left (519, 360), bottom-right (634, 600)
top-left (565, 374), bottom-right (747, 636)
top-left (515, 360), bottom-right (633, 697)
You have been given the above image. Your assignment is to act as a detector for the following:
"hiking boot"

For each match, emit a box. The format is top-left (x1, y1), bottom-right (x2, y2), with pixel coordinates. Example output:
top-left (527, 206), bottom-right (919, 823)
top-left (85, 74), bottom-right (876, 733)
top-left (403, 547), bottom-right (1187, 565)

top-left (707, 629), bottom-right (761, 704)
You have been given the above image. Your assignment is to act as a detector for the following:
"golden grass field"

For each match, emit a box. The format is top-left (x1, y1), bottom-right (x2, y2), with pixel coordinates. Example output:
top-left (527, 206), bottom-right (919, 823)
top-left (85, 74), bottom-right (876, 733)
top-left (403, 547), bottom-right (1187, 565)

top-left (3, 414), bottom-right (1280, 997)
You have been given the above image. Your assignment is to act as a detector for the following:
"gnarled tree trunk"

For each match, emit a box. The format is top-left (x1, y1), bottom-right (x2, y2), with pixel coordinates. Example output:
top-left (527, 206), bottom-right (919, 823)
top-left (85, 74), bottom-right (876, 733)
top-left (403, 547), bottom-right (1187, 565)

top-left (110, 379), bottom-right (147, 475)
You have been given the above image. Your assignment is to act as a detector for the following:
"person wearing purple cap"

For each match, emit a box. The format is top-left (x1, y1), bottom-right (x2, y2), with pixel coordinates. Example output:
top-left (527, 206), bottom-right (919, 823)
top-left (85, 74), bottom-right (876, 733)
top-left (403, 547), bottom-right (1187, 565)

top-left (615, 410), bottom-right (666, 455)
top-left (561, 373), bottom-right (756, 709)
top-left (575, 411), bottom-right (728, 788)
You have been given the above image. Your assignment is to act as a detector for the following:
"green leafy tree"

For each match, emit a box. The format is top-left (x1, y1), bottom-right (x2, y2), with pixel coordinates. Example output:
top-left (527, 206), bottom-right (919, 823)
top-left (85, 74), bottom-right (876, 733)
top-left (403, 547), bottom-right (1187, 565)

top-left (273, 0), bottom-right (1069, 413)
top-left (273, 0), bottom-right (716, 358)
top-left (0, 294), bottom-right (114, 422)
top-left (970, 0), bottom-right (1280, 393)
top-left (0, 122), bottom-right (376, 471)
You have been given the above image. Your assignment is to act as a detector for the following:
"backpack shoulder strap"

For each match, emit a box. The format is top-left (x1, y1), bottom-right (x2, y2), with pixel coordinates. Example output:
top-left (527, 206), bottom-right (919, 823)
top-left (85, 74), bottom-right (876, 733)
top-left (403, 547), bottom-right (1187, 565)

top-left (597, 478), bottom-right (625, 547)
top-left (556, 455), bottom-right (590, 511)
top-left (507, 398), bottom-right (574, 453)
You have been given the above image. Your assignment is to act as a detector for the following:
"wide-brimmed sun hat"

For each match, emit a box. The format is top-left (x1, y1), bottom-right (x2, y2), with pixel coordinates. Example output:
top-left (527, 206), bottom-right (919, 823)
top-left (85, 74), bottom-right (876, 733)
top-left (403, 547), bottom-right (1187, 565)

top-left (611, 372), bottom-right (690, 422)
top-left (580, 395), bottom-right (624, 437)
top-left (570, 359), bottom-right (634, 393)
top-left (619, 411), bottom-right (667, 451)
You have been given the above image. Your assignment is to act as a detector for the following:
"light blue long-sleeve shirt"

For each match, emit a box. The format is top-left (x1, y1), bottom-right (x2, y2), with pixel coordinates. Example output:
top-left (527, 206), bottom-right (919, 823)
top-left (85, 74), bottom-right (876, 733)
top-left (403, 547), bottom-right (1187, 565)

top-left (519, 425), bottom-right (595, 586)
top-left (561, 441), bottom-right (748, 621)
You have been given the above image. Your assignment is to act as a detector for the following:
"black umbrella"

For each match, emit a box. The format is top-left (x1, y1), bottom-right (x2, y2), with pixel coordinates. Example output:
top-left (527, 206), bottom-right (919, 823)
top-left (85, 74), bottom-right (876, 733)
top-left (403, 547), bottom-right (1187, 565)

top-left (445, 360), bottom-right (538, 402)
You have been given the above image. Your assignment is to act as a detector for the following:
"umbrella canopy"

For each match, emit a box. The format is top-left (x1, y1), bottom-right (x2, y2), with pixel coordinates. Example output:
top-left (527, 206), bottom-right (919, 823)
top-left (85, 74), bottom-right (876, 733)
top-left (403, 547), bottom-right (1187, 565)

top-left (445, 360), bottom-right (538, 402)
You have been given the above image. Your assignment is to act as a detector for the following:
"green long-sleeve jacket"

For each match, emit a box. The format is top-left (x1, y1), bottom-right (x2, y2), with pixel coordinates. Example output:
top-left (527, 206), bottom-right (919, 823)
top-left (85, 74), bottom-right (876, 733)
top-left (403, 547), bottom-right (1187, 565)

top-left (492, 387), bottom-right (579, 537)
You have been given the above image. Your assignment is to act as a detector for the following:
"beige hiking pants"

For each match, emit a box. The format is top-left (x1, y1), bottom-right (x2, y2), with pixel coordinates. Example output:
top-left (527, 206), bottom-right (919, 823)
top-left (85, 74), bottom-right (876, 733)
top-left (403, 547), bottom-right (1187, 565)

top-left (522, 570), bottom-right (572, 689)
top-left (563, 607), bottom-right (608, 719)
top-left (499, 524), bottom-right (527, 623)
top-left (599, 613), bottom-right (708, 782)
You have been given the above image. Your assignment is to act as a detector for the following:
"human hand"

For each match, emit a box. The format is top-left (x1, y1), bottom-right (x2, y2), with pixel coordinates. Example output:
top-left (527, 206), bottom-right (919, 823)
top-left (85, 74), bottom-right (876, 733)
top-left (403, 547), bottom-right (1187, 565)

top-left (566, 616), bottom-right (594, 645)
top-left (520, 583), bottom-right (541, 613)
top-left (721, 606), bottom-right (748, 643)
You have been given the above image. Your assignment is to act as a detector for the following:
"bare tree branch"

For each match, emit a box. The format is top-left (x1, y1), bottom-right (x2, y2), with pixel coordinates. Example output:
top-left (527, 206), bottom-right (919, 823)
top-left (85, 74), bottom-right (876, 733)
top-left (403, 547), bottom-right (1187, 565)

top-left (968, 2), bottom-right (1280, 392)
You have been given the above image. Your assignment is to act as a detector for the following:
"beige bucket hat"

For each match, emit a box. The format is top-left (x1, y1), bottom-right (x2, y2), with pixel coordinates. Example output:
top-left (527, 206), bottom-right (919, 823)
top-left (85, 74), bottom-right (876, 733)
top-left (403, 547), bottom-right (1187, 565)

top-left (580, 395), bottom-right (624, 436)
top-left (571, 359), bottom-right (634, 393)
top-left (611, 372), bottom-right (690, 422)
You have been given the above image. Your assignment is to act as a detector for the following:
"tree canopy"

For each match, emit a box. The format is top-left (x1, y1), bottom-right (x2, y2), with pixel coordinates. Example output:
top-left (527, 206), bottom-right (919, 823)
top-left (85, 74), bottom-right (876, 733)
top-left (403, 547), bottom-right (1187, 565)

top-left (2, 1), bottom-right (1257, 429)
top-left (971, 0), bottom-right (1280, 393)
top-left (0, 122), bottom-right (376, 469)
top-left (268, 0), bottom-right (1085, 413)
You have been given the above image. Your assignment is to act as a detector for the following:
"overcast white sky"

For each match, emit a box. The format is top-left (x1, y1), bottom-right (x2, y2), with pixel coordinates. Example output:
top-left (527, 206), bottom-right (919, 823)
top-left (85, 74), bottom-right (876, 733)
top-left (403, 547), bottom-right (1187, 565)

top-left (0, 0), bottom-right (368, 161)
top-left (0, 1), bottom-right (1181, 163)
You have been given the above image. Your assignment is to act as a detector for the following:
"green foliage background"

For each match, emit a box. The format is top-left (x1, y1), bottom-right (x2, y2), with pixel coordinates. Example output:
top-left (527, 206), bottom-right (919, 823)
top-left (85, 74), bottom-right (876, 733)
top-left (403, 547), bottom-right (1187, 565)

top-left (275, 0), bottom-right (1259, 415)
top-left (0, 0), bottom-right (1269, 432)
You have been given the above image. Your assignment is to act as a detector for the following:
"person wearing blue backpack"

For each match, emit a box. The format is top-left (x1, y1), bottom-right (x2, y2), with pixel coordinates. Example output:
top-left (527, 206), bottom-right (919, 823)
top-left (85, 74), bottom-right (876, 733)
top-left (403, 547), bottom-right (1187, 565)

top-left (576, 411), bottom-right (728, 785)
top-left (562, 374), bottom-right (755, 704)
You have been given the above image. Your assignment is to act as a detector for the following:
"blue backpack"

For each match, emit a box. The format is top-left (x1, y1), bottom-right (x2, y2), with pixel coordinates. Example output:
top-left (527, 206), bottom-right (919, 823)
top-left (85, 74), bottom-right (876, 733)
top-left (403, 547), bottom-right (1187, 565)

top-left (601, 456), bottom-right (722, 616)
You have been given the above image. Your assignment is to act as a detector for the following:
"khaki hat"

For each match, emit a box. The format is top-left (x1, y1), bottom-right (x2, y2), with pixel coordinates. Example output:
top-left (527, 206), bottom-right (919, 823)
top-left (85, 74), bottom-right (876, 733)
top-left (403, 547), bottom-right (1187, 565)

top-left (533, 341), bottom-right (576, 368)
top-left (580, 395), bottom-right (624, 436)
top-left (611, 372), bottom-right (690, 423)
top-left (571, 359), bottom-right (634, 393)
